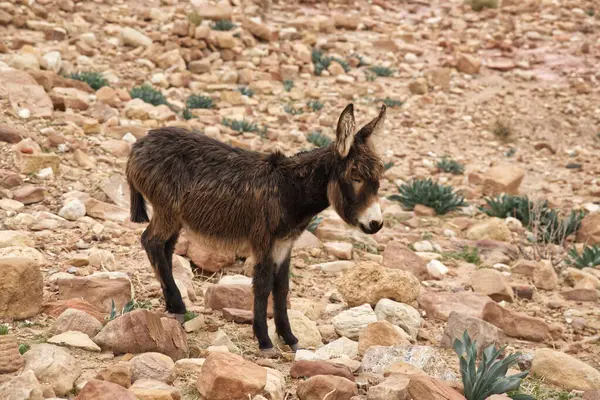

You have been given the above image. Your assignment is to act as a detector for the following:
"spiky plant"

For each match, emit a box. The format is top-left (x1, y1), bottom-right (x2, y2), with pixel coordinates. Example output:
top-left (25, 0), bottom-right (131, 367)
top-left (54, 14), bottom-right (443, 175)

top-left (130, 84), bottom-right (168, 106)
top-left (480, 195), bottom-right (536, 225)
top-left (370, 65), bottom-right (394, 77)
top-left (184, 311), bottom-right (198, 322)
top-left (306, 131), bottom-right (332, 148)
top-left (454, 331), bottom-right (534, 400)
top-left (384, 161), bottom-right (394, 170)
top-left (307, 100), bottom-right (324, 112)
top-left (186, 94), bottom-right (213, 109)
top-left (222, 118), bottom-right (259, 133)
top-left (211, 19), bottom-right (236, 31)
top-left (351, 53), bottom-right (368, 67)
top-left (182, 108), bottom-right (193, 120)
top-left (283, 80), bottom-right (294, 92)
top-left (237, 86), bottom-right (255, 97)
top-left (70, 71), bottom-right (109, 91)
top-left (437, 157), bottom-right (465, 175)
top-left (331, 57), bottom-right (351, 72)
top-left (108, 299), bottom-right (137, 321)
top-left (284, 104), bottom-right (304, 115)
top-left (567, 245), bottom-right (600, 269)
top-left (307, 216), bottom-right (323, 233)
top-left (19, 344), bottom-right (30, 355)
top-left (389, 179), bottom-right (467, 215)
top-left (381, 98), bottom-right (403, 108)
top-left (312, 49), bottom-right (331, 76)
top-left (535, 209), bottom-right (586, 245)
top-left (0, 325), bottom-right (8, 335)
top-left (444, 246), bottom-right (481, 265)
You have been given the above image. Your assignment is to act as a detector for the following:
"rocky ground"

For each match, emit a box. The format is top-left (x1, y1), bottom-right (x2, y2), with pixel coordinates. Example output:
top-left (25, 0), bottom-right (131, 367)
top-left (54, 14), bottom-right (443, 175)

top-left (0, 0), bottom-right (600, 399)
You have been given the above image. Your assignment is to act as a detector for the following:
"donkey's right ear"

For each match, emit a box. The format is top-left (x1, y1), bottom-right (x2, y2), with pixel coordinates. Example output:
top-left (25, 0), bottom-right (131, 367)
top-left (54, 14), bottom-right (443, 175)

top-left (335, 103), bottom-right (356, 158)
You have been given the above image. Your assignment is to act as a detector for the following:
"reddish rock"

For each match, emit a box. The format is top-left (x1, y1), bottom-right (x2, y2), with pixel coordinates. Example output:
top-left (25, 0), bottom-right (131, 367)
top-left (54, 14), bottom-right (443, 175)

top-left (290, 360), bottom-right (355, 381)
top-left (222, 308), bottom-right (253, 324)
top-left (196, 352), bottom-right (266, 400)
top-left (12, 185), bottom-right (45, 205)
top-left (0, 70), bottom-right (53, 118)
top-left (470, 268), bottom-right (514, 302)
top-left (414, 204), bottom-right (437, 216)
top-left (0, 334), bottom-right (25, 373)
top-left (482, 164), bottom-right (525, 196)
top-left (577, 213), bottom-right (600, 245)
top-left (358, 320), bottom-right (410, 355)
top-left (204, 284), bottom-right (278, 318)
top-left (407, 375), bottom-right (466, 400)
top-left (0, 169), bottom-right (23, 188)
top-left (512, 284), bottom-right (534, 300)
top-left (42, 299), bottom-right (105, 323)
top-left (0, 124), bottom-right (24, 144)
top-left (186, 239), bottom-right (235, 272)
top-left (75, 379), bottom-right (135, 400)
top-left (417, 291), bottom-right (494, 321)
top-left (561, 288), bottom-right (598, 302)
top-left (296, 375), bottom-right (358, 400)
top-left (456, 54), bottom-right (481, 75)
top-left (95, 363), bottom-right (133, 388)
top-left (482, 302), bottom-right (562, 342)
top-left (383, 240), bottom-right (431, 280)
top-left (440, 312), bottom-right (506, 355)
top-left (57, 273), bottom-right (132, 312)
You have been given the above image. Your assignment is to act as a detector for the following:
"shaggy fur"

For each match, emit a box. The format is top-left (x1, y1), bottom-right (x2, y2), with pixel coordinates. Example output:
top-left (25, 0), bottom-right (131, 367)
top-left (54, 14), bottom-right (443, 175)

top-left (126, 103), bottom-right (386, 351)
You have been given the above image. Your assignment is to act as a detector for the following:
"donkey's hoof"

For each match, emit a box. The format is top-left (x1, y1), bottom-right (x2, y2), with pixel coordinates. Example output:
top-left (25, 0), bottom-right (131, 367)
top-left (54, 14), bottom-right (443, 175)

top-left (289, 343), bottom-right (299, 352)
top-left (166, 312), bottom-right (186, 324)
top-left (259, 347), bottom-right (280, 359)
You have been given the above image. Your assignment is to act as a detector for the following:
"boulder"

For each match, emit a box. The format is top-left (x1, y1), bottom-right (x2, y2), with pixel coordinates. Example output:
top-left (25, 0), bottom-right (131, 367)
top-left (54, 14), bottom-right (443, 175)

top-left (131, 352), bottom-right (175, 384)
top-left (577, 213), bottom-right (600, 245)
top-left (0, 370), bottom-right (45, 400)
top-left (482, 165), bottom-right (525, 196)
top-left (76, 379), bottom-right (136, 400)
top-left (290, 360), bottom-right (354, 381)
top-left (186, 239), bottom-right (235, 272)
top-left (315, 337), bottom-right (359, 360)
top-left (374, 299), bottom-right (421, 339)
top-left (48, 331), bottom-right (101, 352)
top-left (358, 321), bottom-right (411, 355)
top-left (417, 291), bottom-right (494, 321)
top-left (51, 308), bottom-right (103, 337)
top-left (204, 283), bottom-right (278, 317)
top-left (296, 375), bottom-right (358, 400)
top-left (367, 373), bottom-right (410, 400)
top-left (95, 363), bottom-right (132, 388)
top-left (407, 375), bottom-right (466, 400)
top-left (56, 272), bottom-right (133, 312)
top-left (482, 302), bottom-right (562, 342)
top-left (0, 69), bottom-right (53, 118)
top-left (0, 230), bottom-right (33, 248)
top-left (23, 343), bottom-right (81, 396)
top-left (332, 304), bottom-right (378, 340)
top-left (336, 262), bottom-right (420, 307)
top-left (0, 334), bottom-right (25, 373)
top-left (43, 299), bottom-right (105, 323)
top-left (532, 260), bottom-right (558, 290)
top-left (93, 309), bottom-right (188, 360)
top-left (382, 241), bottom-right (431, 280)
top-left (268, 309), bottom-right (322, 349)
top-left (129, 379), bottom-right (180, 400)
top-left (466, 218), bottom-right (512, 242)
top-left (531, 348), bottom-right (600, 391)
top-left (470, 268), bottom-right (514, 302)
top-left (0, 246), bottom-right (44, 319)
top-left (120, 27), bottom-right (152, 47)
top-left (440, 312), bottom-right (506, 355)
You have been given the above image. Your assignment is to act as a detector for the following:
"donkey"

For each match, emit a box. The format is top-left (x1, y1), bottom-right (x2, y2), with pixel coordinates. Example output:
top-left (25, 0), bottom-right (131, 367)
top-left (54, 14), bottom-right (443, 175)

top-left (125, 103), bottom-right (387, 355)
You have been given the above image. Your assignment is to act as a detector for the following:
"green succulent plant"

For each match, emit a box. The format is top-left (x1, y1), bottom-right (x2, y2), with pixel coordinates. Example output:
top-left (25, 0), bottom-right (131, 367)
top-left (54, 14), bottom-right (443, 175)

top-left (437, 157), bottom-right (465, 175)
top-left (389, 179), bottom-right (467, 215)
top-left (211, 19), bottom-right (236, 31)
top-left (307, 100), bottom-right (324, 112)
top-left (186, 94), bottom-right (213, 109)
top-left (130, 84), bottom-right (168, 106)
top-left (19, 343), bottom-right (30, 355)
top-left (70, 71), bottom-right (109, 91)
top-left (0, 325), bottom-right (8, 335)
top-left (370, 65), bottom-right (394, 77)
top-left (184, 311), bottom-right (198, 322)
top-left (222, 118), bottom-right (259, 133)
top-left (237, 86), bottom-right (255, 97)
top-left (283, 80), bottom-right (294, 92)
top-left (566, 245), bottom-right (600, 269)
top-left (307, 216), bottom-right (323, 233)
top-left (306, 131), bottom-right (332, 148)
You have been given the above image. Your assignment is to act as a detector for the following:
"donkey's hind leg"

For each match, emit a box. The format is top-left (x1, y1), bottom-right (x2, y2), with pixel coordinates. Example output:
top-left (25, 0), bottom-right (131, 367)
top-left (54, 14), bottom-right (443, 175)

top-left (273, 252), bottom-right (298, 351)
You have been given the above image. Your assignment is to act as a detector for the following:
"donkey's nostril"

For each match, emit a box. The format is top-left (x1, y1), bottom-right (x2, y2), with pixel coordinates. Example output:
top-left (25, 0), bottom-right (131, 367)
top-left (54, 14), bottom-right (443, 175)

top-left (369, 220), bottom-right (383, 232)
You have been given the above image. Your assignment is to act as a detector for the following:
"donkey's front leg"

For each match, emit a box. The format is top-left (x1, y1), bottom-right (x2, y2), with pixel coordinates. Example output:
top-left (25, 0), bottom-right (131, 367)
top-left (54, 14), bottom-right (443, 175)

top-left (252, 257), bottom-right (275, 356)
top-left (273, 253), bottom-right (298, 351)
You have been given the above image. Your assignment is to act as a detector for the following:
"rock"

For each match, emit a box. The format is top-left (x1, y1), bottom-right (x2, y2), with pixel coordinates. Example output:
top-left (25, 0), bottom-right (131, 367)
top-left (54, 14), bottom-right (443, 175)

top-left (407, 375), bottom-right (466, 400)
top-left (0, 70), bottom-right (53, 118)
top-left (15, 152), bottom-right (61, 175)
top-left (584, 391), bottom-right (600, 400)
top-left (290, 360), bottom-right (354, 381)
top-left (43, 299), bottom-right (105, 323)
top-left (0, 246), bottom-right (44, 319)
top-left (466, 218), bottom-right (512, 242)
top-left (95, 363), bottom-right (132, 388)
top-left (531, 348), bottom-right (600, 391)
top-left (425, 68), bottom-right (451, 91)
top-left (324, 242), bottom-right (353, 260)
top-left (121, 27), bottom-right (152, 47)
top-left (40, 51), bottom-right (62, 73)
top-left (382, 241), bottom-right (430, 280)
top-left (93, 309), bottom-right (188, 360)
top-left (131, 352), bottom-right (175, 384)
top-left (358, 321), bottom-right (410, 355)
top-left (0, 169), bottom-right (23, 188)
top-left (577, 213), bottom-right (600, 245)
top-left (263, 367), bottom-right (285, 400)
top-left (440, 312), bottom-right (506, 355)
top-left (9, 53), bottom-right (40, 71)
top-left (174, 358), bottom-right (205, 375)
top-left (296, 375), bottom-right (358, 400)
top-left (332, 304), bottom-right (378, 340)
top-left (374, 299), bottom-right (421, 339)
top-left (562, 288), bottom-right (598, 302)
top-left (409, 78), bottom-right (428, 95)
top-left (470, 268), bottom-right (514, 302)
top-left (57, 272), bottom-right (132, 312)
top-left (418, 291), bottom-right (493, 321)
top-left (48, 331), bottom-right (101, 352)
top-left (243, 18), bottom-right (275, 41)
top-left (23, 344), bottom-right (81, 396)
top-left (0, 370), bottom-right (45, 400)
top-left (193, 3), bottom-right (232, 20)
top-left (482, 302), bottom-right (562, 342)
top-left (333, 14), bottom-right (360, 30)
top-left (0, 124), bottom-right (24, 144)
top-left (456, 54), bottom-right (481, 75)
top-left (196, 352), bottom-right (267, 400)
top-left (211, 31), bottom-right (236, 49)
top-left (204, 284), bottom-right (278, 317)
top-left (129, 379), bottom-right (180, 400)
top-left (315, 337), bottom-right (359, 360)
top-left (186, 239), bottom-right (235, 272)
top-left (268, 309), bottom-right (322, 349)
top-left (482, 165), bottom-right (525, 196)
top-left (0, 333), bottom-right (25, 374)
top-left (367, 373), bottom-right (410, 400)
top-left (85, 198), bottom-right (129, 222)
top-left (12, 185), bottom-right (45, 204)
top-left (313, 260), bottom-right (356, 275)
top-left (337, 262), bottom-right (420, 307)
top-left (58, 198), bottom-right (86, 220)
top-left (532, 260), bottom-right (558, 290)
top-left (414, 205), bottom-right (436, 217)
top-left (222, 308), bottom-right (253, 323)
top-left (76, 379), bottom-right (136, 400)
top-left (0, 230), bottom-right (34, 248)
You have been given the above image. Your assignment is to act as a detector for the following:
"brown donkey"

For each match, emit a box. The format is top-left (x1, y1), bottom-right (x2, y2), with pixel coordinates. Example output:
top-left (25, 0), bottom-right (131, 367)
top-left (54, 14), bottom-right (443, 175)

top-left (126, 103), bottom-right (387, 355)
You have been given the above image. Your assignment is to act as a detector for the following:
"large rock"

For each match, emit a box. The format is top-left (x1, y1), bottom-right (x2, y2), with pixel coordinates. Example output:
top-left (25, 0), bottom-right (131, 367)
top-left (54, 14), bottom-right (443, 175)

top-left (0, 370), bottom-right (45, 400)
top-left (85, 199), bottom-right (129, 222)
top-left (577, 213), bottom-right (600, 245)
top-left (268, 309), bottom-right (322, 349)
top-left (336, 262), bottom-right (420, 307)
top-left (131, 352), bottom-right (175, 384)
top-left (470, 268), bottom-right (514, 302)
top-left (417, 291), bottom-right (494, 321)
top-left (466, 218), bottom-right (512, 242)
top-left (51, 308), bottom-right (103, 337)
top-left (482, 165), bottom-right (525, 196)
top-left (531, 348), bottom-right (600, 391)
top-left (374, 299), bottom-right (421, 339)
top-left (296, 375), bottom-right (358, 400)
top-left (290, 360), bottom-right (354, 381)
top-left (315, 337), bottom-right (359, 360)
top-left (0, 246), bottom-right (44, 319)
top-left (532, 260), bottom-right (558, 290)
top-left (185, 238), bottom-right (235, 272)
top-left (0, 69), bottom-right (53, 118)
top-left (204, 283), bottom-right (278, 317)
top-left (48, 331), bottom-right (101, 352)
top-left (0, 230), bottom-right (34, 248)
top-left (23, 343), bottom-right (81, 396)
top-left (332, 304), bottom-right (378, 340)
top-left (382, 241), bottom-right (430, 280)
top-left (482, 302), bottom-right (562, 342)
top-left (196, 352), bottom-right (267, 400)
top-left (129, 379), bottom-right (180, 400)
top-left (367, 373), bottom-right (410, 400)
top-left (95, 363), bottom-right (132, 388)
top-left (440, 312), bottom-right (506, 355)
top-left (43, 299), bottom-right (105, 323)
top-left (358, 321), bottom-right (410, 355)
top-left (0, 334), bottom-right (25, 374)
top-left (57, 271), bottom-right (133, 312)
top-left (407, 375), bottom-right (466, 400)
top-left (76, 379), bottom-right (136, 400)
top-left (93, 309), bottom-right (188, 360)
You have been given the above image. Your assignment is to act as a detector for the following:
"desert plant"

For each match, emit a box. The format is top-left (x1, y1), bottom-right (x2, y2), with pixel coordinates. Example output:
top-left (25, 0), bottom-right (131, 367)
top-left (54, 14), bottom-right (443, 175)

top-left (184, 311), bottom-right (198, 322)
top-left (237, 86), bottom-right (254, 97)
top-left (370, 65), bottom-right (394, 77)
top-left (492, 119), bottom-right (512, 142)
top-left (466, 0), bottom-right (499, 11)
top-left (307, 216), bottom-right (323, 233)
top-left (18, 344), bottom-right (30, 355)
top-left (444, 246), bottom-right (481, 265)
top-left (331, 57), bottom-right (350, 72)
top-left (480, 195), bottom-right (535, 224)
top-left (222, 118), bottom-right (259, 133)
top-left (306, 131), bottom-right (332, 148)
top-left (283, 80), bottom-right (294, 92)
top-left (130, 84), bottom-right (168, 106)
top-left (307, 100), bottom-right (324, 112)
top-left (454, 331), bottom-right (534, 400)
top-left (389, 179), bottom-right (467, 215)
top-left (186, 94), bottom-right (213, 109)
top-left (384, 161), bottom-right (394, 170)
top-left (0, 325), bottom-right (8, 335)
top-left (567, 245), bottom-right (600, 269)
top-left (529, 206), bottom-right (585, 245)
top-left (284, 104), bottom-right (304, 115)
top-left (351, 53), bottom-right (368, 67)
top-left (70, 71), bottom-right (109, 91)
top-left (381, 98), bottom-right (403, 108)
top-left (182, 108), bottom-right (193, 120)
top-left (108, 299), bottom-right (140, 321)
top-left (312, 50), bottom-right (350, 76)
top-left (211, 19), bottom-right (236, 31)
top-left (437, 157), bottom-right (465, 175)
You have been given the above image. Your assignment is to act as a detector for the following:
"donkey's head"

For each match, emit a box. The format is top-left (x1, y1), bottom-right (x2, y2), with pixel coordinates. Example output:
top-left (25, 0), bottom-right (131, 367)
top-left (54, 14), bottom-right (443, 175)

top-left (328, 104), bottom-right (386, 234)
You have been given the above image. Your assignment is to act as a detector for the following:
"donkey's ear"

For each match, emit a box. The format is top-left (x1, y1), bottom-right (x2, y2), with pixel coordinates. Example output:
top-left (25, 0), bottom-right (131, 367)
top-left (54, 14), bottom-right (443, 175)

top-left (357, 104), bottom-right (386, 140)
top-left (335, 103), bottom-right (356, 158)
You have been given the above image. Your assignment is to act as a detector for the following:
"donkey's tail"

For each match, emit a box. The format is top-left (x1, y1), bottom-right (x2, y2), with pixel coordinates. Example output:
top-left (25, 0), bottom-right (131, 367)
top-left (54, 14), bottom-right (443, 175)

top-left (129, 183), bottom-right (149, 223)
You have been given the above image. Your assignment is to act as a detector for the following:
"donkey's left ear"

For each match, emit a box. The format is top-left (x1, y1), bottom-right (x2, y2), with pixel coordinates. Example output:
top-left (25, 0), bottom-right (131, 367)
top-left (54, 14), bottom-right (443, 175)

top-left (357, 104), bottom-right (386, 140)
